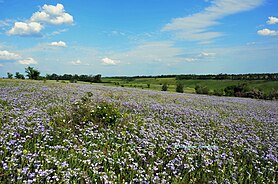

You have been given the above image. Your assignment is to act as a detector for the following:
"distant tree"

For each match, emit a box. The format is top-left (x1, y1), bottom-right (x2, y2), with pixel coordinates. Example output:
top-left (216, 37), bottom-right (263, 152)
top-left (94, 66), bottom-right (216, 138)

top-left (213, 88), bottom-right (224, 96)
top-left (93, 74), bottom-right (102, 83)
top-left (176, 82), bottom-right (184, 93)
top-left (7, 72), bottom-right (13, 79)
top-left (162, 83), bottom-right (168, 91)
top-left (224, 86), bottom-right (236, 96)
top-left (15, 72), bottom-right (25, 79)
top-left (195, 84), bottom-right (209, 94)
top-left (245, 88), bottom-right (264, 99)
top-left (25, 66), bottom-right (40, 80)
top-left (70, 78), bottom-right (77, 83)
top-left (46, 73), bottom-right (59, 80)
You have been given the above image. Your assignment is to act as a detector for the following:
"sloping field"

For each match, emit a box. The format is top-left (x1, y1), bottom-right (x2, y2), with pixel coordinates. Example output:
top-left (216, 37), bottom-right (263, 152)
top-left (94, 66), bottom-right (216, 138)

top-left (0, 80), bottom-right (277, 183)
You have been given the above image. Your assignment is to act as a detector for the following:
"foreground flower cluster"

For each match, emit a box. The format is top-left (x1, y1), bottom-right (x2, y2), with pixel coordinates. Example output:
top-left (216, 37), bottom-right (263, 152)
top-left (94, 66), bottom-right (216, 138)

top-left (0, 80), bottom-right (277, 183)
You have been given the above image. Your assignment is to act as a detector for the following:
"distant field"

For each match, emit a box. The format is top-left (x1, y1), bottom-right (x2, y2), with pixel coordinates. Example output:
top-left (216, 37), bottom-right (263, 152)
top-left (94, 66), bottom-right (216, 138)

top-left (102, 77), bottom-right (278, 94)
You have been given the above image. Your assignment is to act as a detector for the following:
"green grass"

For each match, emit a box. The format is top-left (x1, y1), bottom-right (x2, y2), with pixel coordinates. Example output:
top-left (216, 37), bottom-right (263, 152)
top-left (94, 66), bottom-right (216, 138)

top-left (102, 77), bottom-right (278, 94)
top-left (2, 77), bottom-right (277, 94)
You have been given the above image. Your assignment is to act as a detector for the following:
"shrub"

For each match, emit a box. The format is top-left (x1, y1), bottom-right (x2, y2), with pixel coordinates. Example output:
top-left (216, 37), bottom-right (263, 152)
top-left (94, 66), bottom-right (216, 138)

top-left (91, 103), bottom-right (122, 126)
top-left (245, 88), bottom-right (264, 99)
top-left (224, 83), bottom-right (250, 97)
top-left (15, 72), bottom-right (25, 79)
top-left (68, 93), bottom-right (122, 128)
top-left (213, 89), bottom-right (224, 96)
top-left (176, 82), bottom-right (184, 93)
top-left (147, 84), bottom-right (150, 88)
top-left (162, 83), bottom-right (168, 91)
top-left (195, 84), bottom-right (209, 94)
top-left (70, 78), bottom-right (77, 83)
top-left (7, 72), bottom-right (13, 79)
top-left (265, 89), bottom-right (278, 100)
top-left (234, 83), bottom-right (249, 97)
top-left (224, 86), bottom-right (236, 96)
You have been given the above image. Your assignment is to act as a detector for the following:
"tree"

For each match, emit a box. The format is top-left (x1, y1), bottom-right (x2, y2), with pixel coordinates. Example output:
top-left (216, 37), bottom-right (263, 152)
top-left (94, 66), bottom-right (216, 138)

top-left (162, 83), bottom-right (168, 91)
top-left (93, 74), bottom-right (102, 83)
top-left (15, 72), bottom-right (25, 79)
top-left (25, 66), bottom-right (40, 80)
top-left (195, 84), bottom-right (209, 94)
top-left (176, 82), bottom-right (184, 93)
top-left (7, 72), bottom-right (13, 79)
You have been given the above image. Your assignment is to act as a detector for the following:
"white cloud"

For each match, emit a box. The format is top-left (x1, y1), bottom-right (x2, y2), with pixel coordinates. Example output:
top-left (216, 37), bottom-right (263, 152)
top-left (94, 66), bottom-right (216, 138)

top-left (0, 50), bottom-right (37, 65)
top-left (49, 41), bottom-right (67, 47)
top-left (31, 3), bottom-right (73, 25)
top-left (181, 52), bottom-right (216, 63)
top-left (162, 0), bottom-right (264, 41)
top-left (267, 16), bottom-right (278, 25)
top-left (101, 57), bottom-right (119, 65)
top-left (0, 19), bottom-right (11, 27)
top-left (257, 28), bottom-right (278, 36)
top-left (199, 52), bottom-right (216, 57)
top-left (49, 29), bottom-right (68, 36)
top-left (6, 3), bottom-right (73, 37)
top-left (107, 41), bottom-right (186, 65)
top-left (71, 59), bottom-right (82, 65)
top-left (246, 42), bottom-right (256, 45)
top-left (0, 64), bottom-right (3, 67)
top-left (70, 59), bottom-right (91, 66)
top-left (0, 50), bottom-right (21, 60)
top-left (7, 22), bottom-right (43, 36)
top-left (184, 58), bottom-right (198, 62)
top-left (18, 57), bottom-right (37, 65)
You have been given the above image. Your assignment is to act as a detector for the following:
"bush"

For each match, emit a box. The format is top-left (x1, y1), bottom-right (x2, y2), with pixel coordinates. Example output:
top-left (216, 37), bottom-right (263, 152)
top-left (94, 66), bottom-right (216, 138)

top-left (147, 84), bottom-right (150, 88)
top-left (162, 83), bottom-right (168, 91)
top-left (213, 89), bottom-right (224, 96)
top-left (234, 83), bottom-right (249, 97)
top-left (70, 78), bottom-right (77, 83)
top-left (224, 83), bottom-right (250, 97)
top-left (265, 89), bottom-right (278, 100)
top-left (245, 88), bottom-right (264, 99)
top-left (68, 93), bottom-right (122, 128)
top-left (91, 103), bottom-right (122, 126)
top-left (176, 82), bottom-right (184, 93)
top-left (195, 84), bottom-right (209, 94)
top-left (7, 72), bottom-right (13, 79)
top-left (224, 86), bottom-right (236, 96)
top-left (15, 72), bottom-right (25, 79)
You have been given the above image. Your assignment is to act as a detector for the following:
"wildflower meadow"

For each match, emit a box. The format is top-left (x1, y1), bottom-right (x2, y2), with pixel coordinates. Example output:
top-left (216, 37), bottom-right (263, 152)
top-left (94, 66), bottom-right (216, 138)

top-left (0, 80), bottom-right (277, 183)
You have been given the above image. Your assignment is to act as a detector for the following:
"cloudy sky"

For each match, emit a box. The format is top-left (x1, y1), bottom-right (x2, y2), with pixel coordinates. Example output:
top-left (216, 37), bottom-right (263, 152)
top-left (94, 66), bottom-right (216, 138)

top-left (0, 0), bottom-right (277, 77)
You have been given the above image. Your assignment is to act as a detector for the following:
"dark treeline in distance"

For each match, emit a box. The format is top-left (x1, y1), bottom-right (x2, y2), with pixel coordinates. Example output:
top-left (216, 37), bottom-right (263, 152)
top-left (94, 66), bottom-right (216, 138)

top-left (106, 73), bottom-right (278, 81)
top-left (176, 73), bottom-right (278, 80)
top-left (46, 73), bottom-right (102, 83)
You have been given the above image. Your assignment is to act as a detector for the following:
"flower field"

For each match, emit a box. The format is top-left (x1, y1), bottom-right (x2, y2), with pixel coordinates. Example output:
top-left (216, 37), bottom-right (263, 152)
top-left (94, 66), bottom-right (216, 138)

top-left (0, 80), bottom-right (277, 183)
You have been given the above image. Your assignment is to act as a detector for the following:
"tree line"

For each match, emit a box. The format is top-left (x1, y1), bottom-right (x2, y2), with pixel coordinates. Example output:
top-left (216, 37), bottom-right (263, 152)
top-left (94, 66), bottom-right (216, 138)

top-left (107, 73), bottom-right (278, 81)
top-left (45, 73), bottom-right (102, 83)
top-left (6, 67), bottom-right (102, 83)
top-left (7, 67), bottom-right (40, 80)
top-left (176, 73), bottom-right (278, 80)
top-left (193, 83), bottom-right (278, 100)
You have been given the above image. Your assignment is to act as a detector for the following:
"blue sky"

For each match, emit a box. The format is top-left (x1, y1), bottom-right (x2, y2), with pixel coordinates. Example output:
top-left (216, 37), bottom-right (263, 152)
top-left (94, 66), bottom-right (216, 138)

top-left (0, 0), bottom-right (277, 77)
